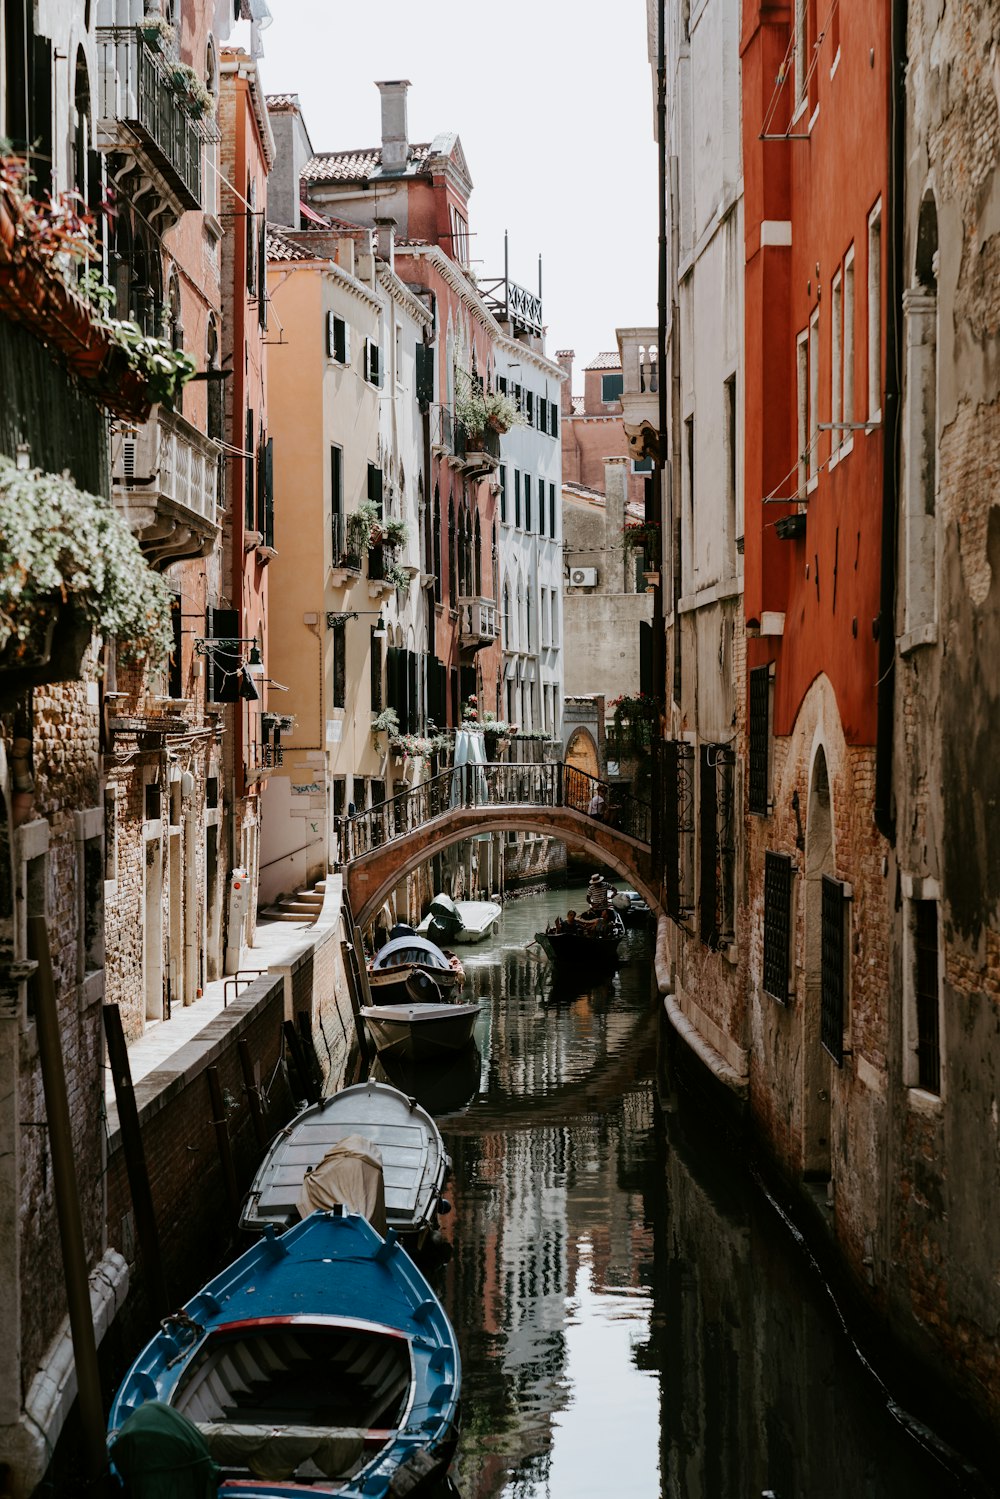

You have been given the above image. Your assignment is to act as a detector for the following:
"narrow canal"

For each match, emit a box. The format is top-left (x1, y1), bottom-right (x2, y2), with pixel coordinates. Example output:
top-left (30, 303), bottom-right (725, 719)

top-left (378, 884), bottom-right (980, 1499)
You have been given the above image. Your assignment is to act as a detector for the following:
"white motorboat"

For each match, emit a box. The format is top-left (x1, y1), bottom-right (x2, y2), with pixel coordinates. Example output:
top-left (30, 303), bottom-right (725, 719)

top-left (361, 1001), bottom-right (483, 1063)
top-left (239, 1080), bottom-right (450, 1251)
top-left (417, 893), bottom-right (502, 945)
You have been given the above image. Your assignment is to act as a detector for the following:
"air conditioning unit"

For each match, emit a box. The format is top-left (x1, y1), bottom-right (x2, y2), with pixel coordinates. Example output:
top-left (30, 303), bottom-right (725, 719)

top-left (569, 567), bottom-right (598, 587)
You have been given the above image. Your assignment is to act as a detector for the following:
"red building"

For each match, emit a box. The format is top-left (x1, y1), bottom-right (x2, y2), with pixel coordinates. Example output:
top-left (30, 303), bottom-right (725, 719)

top-left (741, 0), bottom-right (893, 1246)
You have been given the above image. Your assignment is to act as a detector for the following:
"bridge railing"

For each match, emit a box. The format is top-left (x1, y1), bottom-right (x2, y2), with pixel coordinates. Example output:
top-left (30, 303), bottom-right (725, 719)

top-left (338, 760), bottom-right (651, 863)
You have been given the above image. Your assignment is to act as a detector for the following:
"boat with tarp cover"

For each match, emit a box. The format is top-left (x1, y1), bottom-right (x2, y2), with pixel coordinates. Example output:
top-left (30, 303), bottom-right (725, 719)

top-left (107, 1210), bottom-right (461, 1499)
top-left (416, 893), bottom-right (502, 945)
top-left (367, 934), bottom-right (465, 1006)
top-left (239, 1081), bottom-right (450, 1254)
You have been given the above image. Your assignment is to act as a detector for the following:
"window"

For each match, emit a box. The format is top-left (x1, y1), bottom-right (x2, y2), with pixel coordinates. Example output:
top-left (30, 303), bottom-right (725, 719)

top-left (433, 485), bottom-right (442, 603)
top-left (395, 325), bottom-right (403, 386)
top-left (550, 402), bottom-right (559, 438)
top-left (808, 308), bottom-right (820, 483)
top-left (244, 409), bottom-right (255, 529)
top-left (830, 271), bottom-right (843, 455)
top-left (330, 444), bottom-right (344, 560)
top-left (514, 470), bottom-right (522, 529)
top-left (364, 336), bottom-right (382, 387)
top-left (103, 788), bottom-right (118, 887)
top-left (699, 745), bottom-right (736, 949)
top-left (796, 331), bottom-right (809, 497)
top-left (601, 372), bottom-right (623, 404)
top-left (904, 889), bottom-right (941, 1094)
top-left (549, 482), bottom-right (556, 540)
top-left (502, 582), bottom-right (511, 644)
top-left (868, 201), bottom-right (882, 420)
top-left (525, 390), bottom-right (534, 427)
top-left (684, 415), bottom-right (695, 574)
top-left (820, 875), bottom-right (847, 1065)
top-left (500, 466), bottom-right (507, 524)
top-left (367, 462), bottom-right (383, 516)
top-left (748, 666), bottom-right (772, 814)
top-left (332, 620), bottom-right (346, 709)
top-left (763, 851), bottom-right (793, 1002)
top-left (632, 457), bottom-right (654, 474)
top-left (327, 312), bottom-right (349, 364)
top-left (724, 374), bottom-right (737, 566)
top-left (903, 195), bottom-right (939, 639)
top-left (844, 248), bottom-right (855, 432)
top-left (246, 179), bottom-right (257, 295)
top-left (539, 396), bottom-right (548, 433)
top-left (794, 0), bottom-right (807, 110)
top-left (370, 627), bottom-right (383, 711)
top-left (524, 474), bottom-right (532, 532)
top-left (539, 478), bottom-right (546, 537)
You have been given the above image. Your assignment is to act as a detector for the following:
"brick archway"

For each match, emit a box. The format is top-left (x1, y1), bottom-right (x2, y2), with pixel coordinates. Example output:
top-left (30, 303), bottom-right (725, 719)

top-left (346, 805), bottom-right (657, 929)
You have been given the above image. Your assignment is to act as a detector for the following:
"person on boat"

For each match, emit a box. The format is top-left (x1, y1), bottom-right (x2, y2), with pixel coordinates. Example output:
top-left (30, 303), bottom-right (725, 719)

top-left (564, 910), bottom-right (578, 927)
top-left (551, 916), bottom-right (564, 932)
top-left (586, 873), bottom-right (611, 912)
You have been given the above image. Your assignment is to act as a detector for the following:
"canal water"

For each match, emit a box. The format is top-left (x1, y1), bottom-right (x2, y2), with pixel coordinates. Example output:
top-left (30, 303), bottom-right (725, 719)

top-left (378, 884), bottom-right (981, 1499)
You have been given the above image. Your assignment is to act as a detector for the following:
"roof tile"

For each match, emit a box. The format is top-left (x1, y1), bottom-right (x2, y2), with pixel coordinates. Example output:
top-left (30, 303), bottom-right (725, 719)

top-left (302, 142), bottom-right (433, 183)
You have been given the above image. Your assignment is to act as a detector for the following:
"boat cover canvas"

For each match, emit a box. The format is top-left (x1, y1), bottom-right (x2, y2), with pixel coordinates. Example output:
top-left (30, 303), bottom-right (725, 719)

top-left (296, 1134), bottom-right (387, 1234)
top-left (109, 1401), bottom-right (218, 1499)
top-left (198, 1422), bottom-right (366, 1481)
top-left (371, 935), bottom-right (452, 971)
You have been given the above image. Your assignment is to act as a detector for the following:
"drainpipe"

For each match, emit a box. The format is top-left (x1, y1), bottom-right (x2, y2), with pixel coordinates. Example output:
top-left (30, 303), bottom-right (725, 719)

top-left (670, 152), bottom-right (682, 709)
top-left (875, 0), bottom-right (907, 839)
top-left (653, 0), bottom-right (667, 706)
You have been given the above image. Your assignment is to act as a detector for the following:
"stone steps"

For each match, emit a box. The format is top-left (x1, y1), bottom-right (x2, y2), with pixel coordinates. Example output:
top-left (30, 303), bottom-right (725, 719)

top-left (260, 878), bottom-right (327, 925)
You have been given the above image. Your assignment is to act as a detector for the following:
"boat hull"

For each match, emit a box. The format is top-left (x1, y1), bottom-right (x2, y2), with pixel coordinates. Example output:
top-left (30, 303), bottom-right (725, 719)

top-left (367, 962), bottom-right (464, 1006)
top-left (108, 1211), bottom-right (460, 1499)
top-left (362, 1002), bottom-right (482, 1062)
top-left (240, 1081), bottom-right (449, 1247)
top-left (417, 898), bottom-right (502, 945)
top-left (534, 926), bottom-right (623, 972)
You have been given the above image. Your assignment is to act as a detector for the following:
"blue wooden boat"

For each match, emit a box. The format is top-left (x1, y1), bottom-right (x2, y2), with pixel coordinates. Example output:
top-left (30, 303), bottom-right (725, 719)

top-left (108, 1210), bottom-right (461, 1498)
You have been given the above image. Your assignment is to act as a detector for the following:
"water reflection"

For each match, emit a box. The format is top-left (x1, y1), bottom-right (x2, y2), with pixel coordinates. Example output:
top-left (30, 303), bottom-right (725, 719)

top-left (421, 886), bottom-right (975, 1498)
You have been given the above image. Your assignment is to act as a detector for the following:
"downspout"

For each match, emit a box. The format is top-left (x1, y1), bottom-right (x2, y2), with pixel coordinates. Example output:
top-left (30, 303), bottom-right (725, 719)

top-left (670, 152), bottom-right (682, 709)
top-left (875, 0), bottom-right (906, 839)
top-left (654, 0), bottom-right (667, 704)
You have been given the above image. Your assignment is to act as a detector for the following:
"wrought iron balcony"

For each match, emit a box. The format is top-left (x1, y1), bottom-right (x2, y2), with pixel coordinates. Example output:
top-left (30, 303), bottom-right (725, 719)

top-left (429, 403), bottom-right (454, 455)
top-left (111, 406), bottom-right (221, 568)
top-left (449, 422), bottom-right (499, 478)
top-left (480, 274), bottom-right (543, 337)
top-left (457, 596), bottom-right (498, 650)
top-left (330, 512), bottom-right (363, 581)
top-left (95, 26), bottom-right (213, 221)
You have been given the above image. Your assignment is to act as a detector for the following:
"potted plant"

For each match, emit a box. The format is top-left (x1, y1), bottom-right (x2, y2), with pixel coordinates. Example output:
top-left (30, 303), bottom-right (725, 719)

top-left (383, 560), bottom-right (412, 592)
top-left (0, 456), bottom-right (174, 692)
top-left (383, 517), bottom-right (409, 548)
top-left (140, 13), bottom-right (176, 50)
top-left (484, 388), bottom-right (523, 435)
top-left (371, 706), bottom-right (399, 752)
top-left (170, 63), bottom-right (214, 119)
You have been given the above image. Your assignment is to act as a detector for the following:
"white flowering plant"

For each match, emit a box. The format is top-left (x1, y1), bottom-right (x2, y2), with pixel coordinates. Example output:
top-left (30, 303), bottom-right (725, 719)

top-left (0, 456), bottom-right (175, 665)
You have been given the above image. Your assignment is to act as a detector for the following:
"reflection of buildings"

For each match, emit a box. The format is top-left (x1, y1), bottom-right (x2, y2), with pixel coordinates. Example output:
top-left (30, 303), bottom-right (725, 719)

top-left (656, 1100), bottom-right (965, 1499)
top-left (442, 935), bottom-right (657, 1498)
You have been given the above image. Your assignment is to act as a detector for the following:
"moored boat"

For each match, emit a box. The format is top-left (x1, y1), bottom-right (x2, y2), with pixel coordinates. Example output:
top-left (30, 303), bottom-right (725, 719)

top-left (107, 1210), bottom-right (461, 1499)
top-left (367, 933), bottom-right (465, 1006)
top-left (239, 1081), bottom-right (450, 1253)
top-left (416, 893), bottom-right (503, 945)
top-left (361, 1000), bottom-right (483, 1063)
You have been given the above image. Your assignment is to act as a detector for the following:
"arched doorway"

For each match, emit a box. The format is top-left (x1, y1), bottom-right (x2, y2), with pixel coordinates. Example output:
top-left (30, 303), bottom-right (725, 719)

top-left (802, 745), bottom-right (834, 1180)
top-left (566, 728), bottom-right (599, 781)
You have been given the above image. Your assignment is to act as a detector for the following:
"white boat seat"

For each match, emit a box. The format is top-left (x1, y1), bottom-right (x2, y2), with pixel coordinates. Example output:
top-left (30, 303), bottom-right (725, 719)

top-left (197, 1421), bottom-right (390, 1480)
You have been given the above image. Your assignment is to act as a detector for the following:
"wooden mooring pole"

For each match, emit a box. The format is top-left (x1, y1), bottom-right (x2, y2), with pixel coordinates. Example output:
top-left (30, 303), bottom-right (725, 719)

top-left (28, 916), bottom-right (106, 1489)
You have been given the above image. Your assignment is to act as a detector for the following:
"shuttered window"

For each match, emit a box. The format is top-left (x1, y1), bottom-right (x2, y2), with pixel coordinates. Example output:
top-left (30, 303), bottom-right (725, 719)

top-left (514, 470), bottom-right (522, 528)
top-left (913, 899), bottom-right (941, 1093)
top-left (332, 620), bottom-right (346, 709)
top-left (365, 337), bottom-right (382, 387)
top-left (699, 746), bottom-right (719, 947)
top-left (327, 312), bottom-right (348, 364)
top-left (820, 875), bottom-right (846, 1064)
top-left (244, 409), bottom-right (254, 529)
top-left (748, 666), bottom-right (771, 815)
top-left (367, 463), bottom-right (383, 516)
top-left (763, 851), bottom-right (793, 1002)
top-left (416, 343), bottom-right (435, 405)
top-left (524, 474), bottom-right (532, 532)
top-left (370, 627), bottom-right (383, 710)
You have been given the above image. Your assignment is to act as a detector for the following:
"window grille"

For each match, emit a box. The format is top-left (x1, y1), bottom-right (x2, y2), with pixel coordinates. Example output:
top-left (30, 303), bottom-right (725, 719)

top-left (820, 875), bottom-right (846, 1063)
top-left (913, 899), bottom-right (940, 1092)
top-left (699, 746), bottom-right (718, 947)
top-left (332, 620), bottom-right (346, 709)
top-left (699, 744), bottom-right (737, 948)
top-left (748, 665), bottom-right (771, 814)
top-left (763, 851), bottom-right (793, 1001)
top-left (660, 740), bottom-right (696, 919)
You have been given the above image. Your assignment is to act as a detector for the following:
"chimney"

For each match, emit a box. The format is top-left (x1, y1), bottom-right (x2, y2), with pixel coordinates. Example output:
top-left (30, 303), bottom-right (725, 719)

top-left (376, 80), bottom-right (411, 173)
top-left (556, 349), bottom-right (574, 416)
top-left (604, 457), bottom-right (628, 544)
top-left (374, 217), bottom-right (396, 270)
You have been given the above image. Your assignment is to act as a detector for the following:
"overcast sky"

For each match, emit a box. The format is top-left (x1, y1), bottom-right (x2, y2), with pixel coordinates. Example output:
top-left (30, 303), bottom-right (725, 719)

top-left (254, 1), bottom-right (659, 387)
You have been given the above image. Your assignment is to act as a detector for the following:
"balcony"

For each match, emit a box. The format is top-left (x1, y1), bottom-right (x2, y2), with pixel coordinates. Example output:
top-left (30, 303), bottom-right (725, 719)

top-left (458, 596), bottom-right (498, 650)
top-left (111, 406), bottom-right (221, 567)
top-left (449, 422), bottom-right (500, 479)
top-left (429, 403), bottom-right (453, 455)
top-left (96, 26), bottom-right (214, 226)
top-left (330, 512), bottom-right (363, 588)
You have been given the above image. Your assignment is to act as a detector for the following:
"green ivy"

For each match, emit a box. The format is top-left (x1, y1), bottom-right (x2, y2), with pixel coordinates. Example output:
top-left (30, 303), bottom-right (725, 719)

top-left (0, 457), bottom-right (175, 663)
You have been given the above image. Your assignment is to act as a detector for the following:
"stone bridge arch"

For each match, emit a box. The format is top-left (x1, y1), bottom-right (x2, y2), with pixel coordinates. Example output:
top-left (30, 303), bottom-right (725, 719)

top-left (345, 805), bottom-right (657, 929)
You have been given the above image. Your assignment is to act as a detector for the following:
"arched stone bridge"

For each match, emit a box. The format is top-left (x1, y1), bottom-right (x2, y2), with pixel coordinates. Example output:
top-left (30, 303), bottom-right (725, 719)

top-left (340, 761), bottom-right (657, 929)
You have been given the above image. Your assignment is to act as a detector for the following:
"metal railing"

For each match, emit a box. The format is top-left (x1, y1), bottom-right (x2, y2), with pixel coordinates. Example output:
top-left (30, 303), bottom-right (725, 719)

top-left (339, 760), bottom-right (651, 862)
top-left (112, 406), bottom-right (220, 527)
top-left (96, 26), bottom-right (211, 209)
